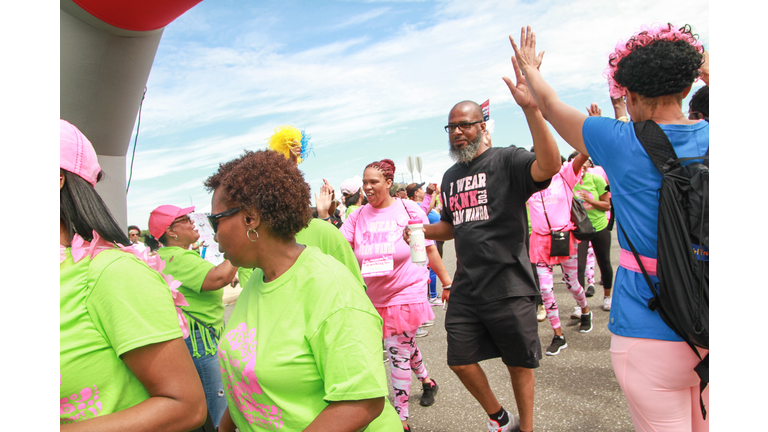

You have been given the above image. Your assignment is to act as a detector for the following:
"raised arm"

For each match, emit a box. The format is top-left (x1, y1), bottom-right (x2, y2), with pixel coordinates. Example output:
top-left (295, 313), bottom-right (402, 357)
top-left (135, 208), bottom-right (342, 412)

top-left (510, 26), bottom-right (589, 156)
top-left (699, 51), bottom-right (709, 86)
top-left (502, 41), bottom-right (561, 182)
top-left (572, 153), bottom-right (589, 175)
top-left (201, 259), bottom-right (239, 291)
top-left (315, 180), bottom-right (334, 221)
top-left (609, 97), bottom-right (629, 121)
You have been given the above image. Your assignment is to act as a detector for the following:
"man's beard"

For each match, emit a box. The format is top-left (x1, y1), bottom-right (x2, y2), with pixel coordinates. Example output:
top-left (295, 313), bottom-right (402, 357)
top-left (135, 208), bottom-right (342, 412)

top-left (448, 132), bottom-right (483, 165)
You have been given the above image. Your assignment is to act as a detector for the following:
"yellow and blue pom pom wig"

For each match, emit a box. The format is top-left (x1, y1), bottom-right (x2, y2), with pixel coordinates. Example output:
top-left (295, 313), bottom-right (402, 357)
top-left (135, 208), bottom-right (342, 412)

top-left (266, 125), bottom-right (313, 164)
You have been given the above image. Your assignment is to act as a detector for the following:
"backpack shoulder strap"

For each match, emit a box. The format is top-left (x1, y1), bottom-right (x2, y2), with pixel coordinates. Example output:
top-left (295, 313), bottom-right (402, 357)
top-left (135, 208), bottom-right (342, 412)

top-left (633, 120), bottom-right (679, 174)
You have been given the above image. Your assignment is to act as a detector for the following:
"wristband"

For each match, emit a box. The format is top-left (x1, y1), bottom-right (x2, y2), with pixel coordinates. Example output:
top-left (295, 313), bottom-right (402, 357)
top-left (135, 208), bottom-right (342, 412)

top-left (442, 285), bottom-right (451, 290)
top-left (617, 116), bottom-right (629, 123)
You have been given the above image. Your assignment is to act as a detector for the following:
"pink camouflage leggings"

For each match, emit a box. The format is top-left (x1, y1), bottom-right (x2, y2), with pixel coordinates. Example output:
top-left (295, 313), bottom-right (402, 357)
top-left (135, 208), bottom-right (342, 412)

top-left (536, 254), bottom-right (588, 330)
top-left (384, 331), bottom-right (428, 421)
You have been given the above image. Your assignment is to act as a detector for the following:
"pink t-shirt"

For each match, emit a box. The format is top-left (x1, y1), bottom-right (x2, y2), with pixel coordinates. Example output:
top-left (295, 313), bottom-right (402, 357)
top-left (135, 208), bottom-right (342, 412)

top-left (340, 198), bottom-right (434, 308)
top-left (527, 160), bottom-right (583, 235)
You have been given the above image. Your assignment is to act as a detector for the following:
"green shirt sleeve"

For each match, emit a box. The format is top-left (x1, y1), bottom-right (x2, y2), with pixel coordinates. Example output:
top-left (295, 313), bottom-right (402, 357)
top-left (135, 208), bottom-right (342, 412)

top-left (87, 252), bottom-right (182, 357)
top-left (162, 248), bottom-right (216, 293)
top-left (593, 174), bottom-right (608, 197)
top-left (237, 267), bottom-right (254, 287)
top-left (309, 308), bottom-right (389, 402)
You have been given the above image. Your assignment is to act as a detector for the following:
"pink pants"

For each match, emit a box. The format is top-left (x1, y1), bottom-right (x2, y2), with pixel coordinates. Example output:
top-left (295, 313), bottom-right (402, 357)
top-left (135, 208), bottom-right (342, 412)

top-left (610, 335), bottom-right (709, 431)
top-left (536, 255), bottom-right (587, 330)
top-left (385, 332), bottom-right (428, 421)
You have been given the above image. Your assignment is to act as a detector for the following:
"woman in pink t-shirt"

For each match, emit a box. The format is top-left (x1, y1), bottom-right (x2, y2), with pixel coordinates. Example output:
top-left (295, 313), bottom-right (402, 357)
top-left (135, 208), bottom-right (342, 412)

top-left (527, 154), bottom-right (593, 356)
top-left (340, 159), bottom-right (453, 432)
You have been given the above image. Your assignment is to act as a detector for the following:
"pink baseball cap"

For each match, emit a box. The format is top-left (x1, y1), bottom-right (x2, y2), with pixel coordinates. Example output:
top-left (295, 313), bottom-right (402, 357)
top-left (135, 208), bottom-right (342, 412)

top-left (60, 119), bottom-right (101, 186)
top-left (149, 205), bottom-right (195, 239)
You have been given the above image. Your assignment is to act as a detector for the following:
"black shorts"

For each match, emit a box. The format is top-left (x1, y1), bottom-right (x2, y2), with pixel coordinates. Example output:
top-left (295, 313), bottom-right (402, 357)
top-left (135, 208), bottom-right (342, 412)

top-left (445, 296), bottom-right (541, 368)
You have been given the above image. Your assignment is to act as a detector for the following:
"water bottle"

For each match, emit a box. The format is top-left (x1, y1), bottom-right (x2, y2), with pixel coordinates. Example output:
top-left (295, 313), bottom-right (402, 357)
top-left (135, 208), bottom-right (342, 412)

top-left (408, 219), bottom-right (428, 266)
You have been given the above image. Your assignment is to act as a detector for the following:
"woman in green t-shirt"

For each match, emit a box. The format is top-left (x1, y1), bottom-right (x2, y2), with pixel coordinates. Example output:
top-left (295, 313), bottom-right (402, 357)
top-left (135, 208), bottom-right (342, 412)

top-left (204, 149), bottom-right (400, 432)
top-left (59, 119), bottom-right (206, 430)
top-left (145, 204), bottom-right (239, 428)
top-left (569, 152), bottom-right (614, 312)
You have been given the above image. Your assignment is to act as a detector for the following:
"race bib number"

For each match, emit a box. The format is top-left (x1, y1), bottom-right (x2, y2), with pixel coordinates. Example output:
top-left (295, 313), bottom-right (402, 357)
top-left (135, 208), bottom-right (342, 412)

top-left (361, 255), bottom-right (394, 277)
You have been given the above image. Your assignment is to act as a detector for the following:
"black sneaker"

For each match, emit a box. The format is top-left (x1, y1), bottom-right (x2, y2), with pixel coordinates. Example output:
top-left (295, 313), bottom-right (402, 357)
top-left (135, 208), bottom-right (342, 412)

top-left (585, 284), bottom-right (595, 297)
top-left (545, 336), bottom-right (567, 355)
top-left (419, 379), bottom-right (438, 406)
top-left (579, 310), bottom-right (593, 333)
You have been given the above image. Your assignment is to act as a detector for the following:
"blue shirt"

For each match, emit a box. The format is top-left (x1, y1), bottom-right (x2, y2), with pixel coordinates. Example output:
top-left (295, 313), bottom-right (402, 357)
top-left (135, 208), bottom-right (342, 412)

top-left (427, 209), bottom-right (440, 224)
top-left (583, 117), bottom-right (708, 341)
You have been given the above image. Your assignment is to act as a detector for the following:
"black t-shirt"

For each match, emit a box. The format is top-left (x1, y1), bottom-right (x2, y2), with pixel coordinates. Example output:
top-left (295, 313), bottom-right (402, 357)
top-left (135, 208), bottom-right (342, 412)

top-left (440, 146), bottom-right (550, 304)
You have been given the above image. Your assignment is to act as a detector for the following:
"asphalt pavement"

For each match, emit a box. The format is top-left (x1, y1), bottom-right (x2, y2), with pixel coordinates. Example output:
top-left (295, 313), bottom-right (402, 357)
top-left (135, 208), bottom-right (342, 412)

top-left (224, 229), bottom-right (634, 431)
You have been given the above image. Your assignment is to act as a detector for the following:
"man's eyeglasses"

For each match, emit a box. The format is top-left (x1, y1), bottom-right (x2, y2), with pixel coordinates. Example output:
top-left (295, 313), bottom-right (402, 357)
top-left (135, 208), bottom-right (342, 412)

top-left (207, 208), bottom-right (240, 233)
top-left (444, 121), bottom-right (484, 133)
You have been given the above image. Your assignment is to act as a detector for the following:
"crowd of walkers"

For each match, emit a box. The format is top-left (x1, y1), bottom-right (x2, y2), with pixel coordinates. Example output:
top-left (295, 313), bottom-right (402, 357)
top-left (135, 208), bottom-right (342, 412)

top-left (60, 22), bottom-right (708, 432)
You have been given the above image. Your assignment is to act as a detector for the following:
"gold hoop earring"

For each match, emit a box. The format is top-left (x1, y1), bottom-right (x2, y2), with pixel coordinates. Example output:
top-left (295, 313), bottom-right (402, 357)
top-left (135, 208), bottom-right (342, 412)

top-left (246, 228), bottom-right (259, 242)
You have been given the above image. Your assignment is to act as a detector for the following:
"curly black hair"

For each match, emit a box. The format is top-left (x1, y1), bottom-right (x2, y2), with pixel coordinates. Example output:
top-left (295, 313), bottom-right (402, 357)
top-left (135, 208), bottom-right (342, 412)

top-left (204, 150), bottom-right (312, 240)
top-left (613, 26), bottom-right (703, 98)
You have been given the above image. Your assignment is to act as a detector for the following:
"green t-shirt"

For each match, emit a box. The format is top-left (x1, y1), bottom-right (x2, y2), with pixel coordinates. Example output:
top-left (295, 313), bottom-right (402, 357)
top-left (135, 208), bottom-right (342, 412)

top-left (219, 246), bottom-right (400, 432)
top-left (238, 218), bottom-right (366, 290)
top-left (573, 172), bottom-right (609, 232)
top-left (158, 247), bottom-right (221, 333)
top-left (60, 248), bottom-right (181, 425)
top-left (345, 205), bottom-right (360, 219)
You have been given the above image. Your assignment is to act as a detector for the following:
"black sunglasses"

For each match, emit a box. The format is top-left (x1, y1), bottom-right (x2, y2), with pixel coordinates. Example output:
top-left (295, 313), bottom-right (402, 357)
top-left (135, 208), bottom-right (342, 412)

top-left (207, 207), bottom-right (240, 233)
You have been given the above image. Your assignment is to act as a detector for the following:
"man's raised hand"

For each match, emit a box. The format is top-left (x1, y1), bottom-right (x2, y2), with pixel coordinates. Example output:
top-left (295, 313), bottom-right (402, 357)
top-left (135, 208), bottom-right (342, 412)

top-left (503, 56), bottom-right (537, 110)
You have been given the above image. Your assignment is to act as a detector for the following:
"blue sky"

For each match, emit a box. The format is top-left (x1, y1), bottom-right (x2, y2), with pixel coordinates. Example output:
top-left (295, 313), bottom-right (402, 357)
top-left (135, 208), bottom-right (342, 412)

top-left (124, 0), bottom-right (709, 226)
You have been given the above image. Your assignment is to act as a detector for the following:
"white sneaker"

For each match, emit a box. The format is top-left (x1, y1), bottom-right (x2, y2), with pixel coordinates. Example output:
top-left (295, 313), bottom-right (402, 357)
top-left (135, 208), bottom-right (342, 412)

top-left (603, 297), bottom-right (612, 311)
top-left (570, 306), bottom-right (582, 319)
top-left (428, 297), bottom-right (443, 306)
top-left (414, 328), bottom-right (429, 338)
top-left (421, 320), bottom-right (435, 327)
top-left (537, 304), bottom-right (546, 322)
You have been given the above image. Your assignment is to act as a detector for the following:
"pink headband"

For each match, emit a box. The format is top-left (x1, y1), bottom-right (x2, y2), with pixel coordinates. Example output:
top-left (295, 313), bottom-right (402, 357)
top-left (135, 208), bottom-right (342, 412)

top-left (60, 119), bottom-right (101, 186)
top-left (604, 23), bottom-right (704, 98)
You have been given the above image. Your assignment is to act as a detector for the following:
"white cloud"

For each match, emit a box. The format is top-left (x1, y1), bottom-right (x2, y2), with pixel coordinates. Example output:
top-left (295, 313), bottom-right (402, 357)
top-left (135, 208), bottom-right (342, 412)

top-left (327, 7), bottom-right (391, 30)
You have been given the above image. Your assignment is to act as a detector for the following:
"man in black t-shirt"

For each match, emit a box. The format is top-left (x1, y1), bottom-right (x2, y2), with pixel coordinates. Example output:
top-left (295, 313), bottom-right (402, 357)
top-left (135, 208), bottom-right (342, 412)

top-left (412, 60), bottom-right (561, 432)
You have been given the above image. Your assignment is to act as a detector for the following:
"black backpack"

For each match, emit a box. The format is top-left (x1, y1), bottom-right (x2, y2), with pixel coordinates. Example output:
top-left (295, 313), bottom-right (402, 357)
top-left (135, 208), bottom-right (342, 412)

top-left (620, 120), bottom-right (709, 418)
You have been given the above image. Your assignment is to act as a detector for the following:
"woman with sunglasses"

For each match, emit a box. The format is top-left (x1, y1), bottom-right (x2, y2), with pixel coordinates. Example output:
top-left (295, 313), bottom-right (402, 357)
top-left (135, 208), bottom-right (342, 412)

top-left (60, 120), bottom-right (206, 430)
top-left (340, 159), bottom-right (453, 432)
top-left (204, 150), bottom-right (400, 432)
top-left (510, 24), bottom-right (708, 430)
top-left (145, 205), bottom-right (239, 428)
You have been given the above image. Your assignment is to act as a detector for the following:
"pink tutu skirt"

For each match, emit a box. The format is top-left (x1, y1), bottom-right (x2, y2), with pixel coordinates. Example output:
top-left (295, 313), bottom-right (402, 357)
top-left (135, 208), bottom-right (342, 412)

top-left (375, 301), bottom-right (435, 339)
